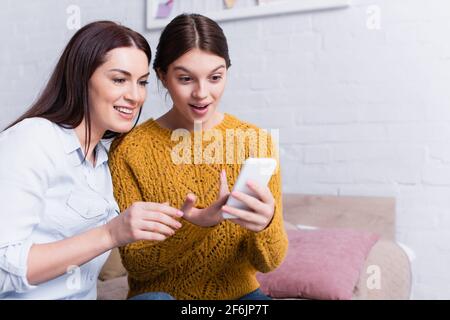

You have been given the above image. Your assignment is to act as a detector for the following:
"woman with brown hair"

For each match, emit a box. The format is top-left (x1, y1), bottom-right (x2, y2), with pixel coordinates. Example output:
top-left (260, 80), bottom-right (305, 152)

top-left (109, 13), bottom-right (288, 300)
top-left (0, 21), bottom-right (183, 299)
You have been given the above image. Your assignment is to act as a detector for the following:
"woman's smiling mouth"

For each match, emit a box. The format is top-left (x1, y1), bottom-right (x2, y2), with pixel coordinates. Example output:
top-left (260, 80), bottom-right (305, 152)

top-left (114, 105), bottom-right (135, 119)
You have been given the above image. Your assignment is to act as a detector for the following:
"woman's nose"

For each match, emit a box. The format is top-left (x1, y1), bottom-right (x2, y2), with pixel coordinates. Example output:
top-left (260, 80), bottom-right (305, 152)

top-left (125, 85), bottom-right (142, 104)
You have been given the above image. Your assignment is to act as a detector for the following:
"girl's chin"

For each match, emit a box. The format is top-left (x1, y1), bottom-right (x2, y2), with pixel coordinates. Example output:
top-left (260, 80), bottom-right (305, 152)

top-left (189, 113), bottom-right (213, 124)
top-left (188, 113), bottom-right (223, 130)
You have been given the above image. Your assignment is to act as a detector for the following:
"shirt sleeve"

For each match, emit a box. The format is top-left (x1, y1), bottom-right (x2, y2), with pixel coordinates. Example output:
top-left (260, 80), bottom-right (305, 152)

top-left (0, 120), bottom-right (51, 294)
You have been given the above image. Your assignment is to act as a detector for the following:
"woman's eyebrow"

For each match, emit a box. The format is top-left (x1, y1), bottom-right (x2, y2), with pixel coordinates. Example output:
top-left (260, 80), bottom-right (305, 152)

top-left (139, 72), bottom-right (150, 78)
top-left (108, 69), bottom-right (150, 78)
top-left (108, 68), bottom-right (131, 76)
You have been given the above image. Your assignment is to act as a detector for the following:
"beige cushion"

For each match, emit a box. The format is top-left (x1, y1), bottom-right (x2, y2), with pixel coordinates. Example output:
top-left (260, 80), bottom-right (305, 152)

top-left (282, 194), bottom-right (396, 240)
top-left (283, 220), bottom-right (298, 231)
top-left (352, 240), bottom-right (412, 299)
top-left (98, 248), bottom-right (127, 281)
top-left (97, 276), bottom-right (128, 300)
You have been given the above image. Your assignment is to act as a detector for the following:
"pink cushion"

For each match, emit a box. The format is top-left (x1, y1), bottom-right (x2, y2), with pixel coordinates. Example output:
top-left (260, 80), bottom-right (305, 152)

top-left (256, 229), bottom-right (380, 300)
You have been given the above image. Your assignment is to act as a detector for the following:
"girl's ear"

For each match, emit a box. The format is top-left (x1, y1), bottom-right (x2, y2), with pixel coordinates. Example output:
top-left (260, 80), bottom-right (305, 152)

top-left (156, 69), bottom-right (167, 88)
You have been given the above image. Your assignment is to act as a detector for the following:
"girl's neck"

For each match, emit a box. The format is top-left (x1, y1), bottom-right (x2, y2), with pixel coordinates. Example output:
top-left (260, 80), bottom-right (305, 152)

top-left (157, 108), bottom-right (224, 131)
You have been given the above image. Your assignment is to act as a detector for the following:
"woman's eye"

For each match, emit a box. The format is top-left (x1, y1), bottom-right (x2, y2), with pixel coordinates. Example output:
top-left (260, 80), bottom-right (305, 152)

top-left (139, 80), bottom-right (149, 87)
top-left (113, 78), bottom-right (126, 84)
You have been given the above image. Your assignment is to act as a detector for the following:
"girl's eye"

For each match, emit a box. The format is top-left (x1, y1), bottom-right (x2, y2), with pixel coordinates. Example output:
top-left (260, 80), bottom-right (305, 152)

top-left (211, 75), bottom-right (223, 82)
top-left (178, 76), bottom-right (192, 83)
top-left (139, 80), bottom-right (149, 87)
top-left (113, 78), bottom-right (126, 84)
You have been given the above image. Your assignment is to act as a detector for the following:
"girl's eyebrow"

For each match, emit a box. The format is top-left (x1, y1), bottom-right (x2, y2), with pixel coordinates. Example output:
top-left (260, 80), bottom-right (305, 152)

top-left (108, 68), bottom-right (150, 78)
top-left (173, 65), bottom-right (225, 74)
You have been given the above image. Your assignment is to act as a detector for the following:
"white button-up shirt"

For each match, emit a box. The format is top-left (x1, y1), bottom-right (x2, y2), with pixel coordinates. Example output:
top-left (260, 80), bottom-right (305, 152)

top-left (0, 118), bottom-right (118, 299)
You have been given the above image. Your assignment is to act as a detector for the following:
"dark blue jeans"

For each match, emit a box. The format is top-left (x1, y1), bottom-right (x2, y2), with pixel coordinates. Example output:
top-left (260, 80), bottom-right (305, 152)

top-left (128, 288), bottom-right (271, 300)
top-left (239, 288), bottom-right (271, 300)
top-left (129, 292), bottom-right (175, 300)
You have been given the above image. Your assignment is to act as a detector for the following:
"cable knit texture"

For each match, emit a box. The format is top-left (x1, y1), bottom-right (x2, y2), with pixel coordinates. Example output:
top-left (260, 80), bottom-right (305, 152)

top-left (109, 113), bottom-right (288, 300)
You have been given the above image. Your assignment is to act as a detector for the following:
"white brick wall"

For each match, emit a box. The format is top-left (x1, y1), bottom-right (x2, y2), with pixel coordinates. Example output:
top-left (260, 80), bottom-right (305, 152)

top-left (1, 0), bottom-right (450, 299)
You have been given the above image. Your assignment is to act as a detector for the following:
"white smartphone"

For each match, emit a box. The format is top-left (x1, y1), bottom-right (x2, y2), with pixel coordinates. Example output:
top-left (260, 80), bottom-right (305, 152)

top-left (222, 158), bottom-right (277, 219)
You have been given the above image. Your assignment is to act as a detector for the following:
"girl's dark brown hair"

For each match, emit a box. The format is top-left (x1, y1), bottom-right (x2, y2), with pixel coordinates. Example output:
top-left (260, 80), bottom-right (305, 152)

top-left (5, 20), bottom-right (151, 156)
top-left (153, 13), bottom-right (231, 79)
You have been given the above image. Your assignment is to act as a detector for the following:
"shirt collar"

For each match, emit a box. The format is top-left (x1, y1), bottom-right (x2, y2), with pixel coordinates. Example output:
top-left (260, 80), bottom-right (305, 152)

top-left (55, 125), bottom-right (109, 168)
top-left (95, 140), bottom-right (109, 167)
top-left (57, 125), bottom-right (81, 154)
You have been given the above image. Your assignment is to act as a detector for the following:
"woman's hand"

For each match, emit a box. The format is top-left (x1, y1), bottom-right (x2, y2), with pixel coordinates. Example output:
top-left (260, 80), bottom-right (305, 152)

top-left (221, 180), bottom-right (275, 232)
top-left (181, 170), bottom-right (230, 227)
top-left (104, 202), bottom-right (184, 247)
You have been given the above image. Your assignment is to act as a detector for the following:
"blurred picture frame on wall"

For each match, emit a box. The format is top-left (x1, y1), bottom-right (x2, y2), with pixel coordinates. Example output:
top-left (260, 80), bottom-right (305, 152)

top-left (146, 0), bottom-right (350, 31)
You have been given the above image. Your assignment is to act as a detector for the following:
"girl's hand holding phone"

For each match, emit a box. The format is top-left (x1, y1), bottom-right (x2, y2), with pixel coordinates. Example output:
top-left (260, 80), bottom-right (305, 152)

top-left (222, 181), bottom-right (275, 232)
top-left (221, 158), bottom-right (277, 232)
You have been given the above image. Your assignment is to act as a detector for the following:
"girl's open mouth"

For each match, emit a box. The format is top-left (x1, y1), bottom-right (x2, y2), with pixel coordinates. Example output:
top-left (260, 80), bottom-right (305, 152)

top-left (189, 103), bottom-right (210, 110)
top-left (189, 103), bottom-right (210, 115)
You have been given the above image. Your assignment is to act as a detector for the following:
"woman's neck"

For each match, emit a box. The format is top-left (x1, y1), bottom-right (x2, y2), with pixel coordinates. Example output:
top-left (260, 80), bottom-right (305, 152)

top-left (74, 120), bottom-right (104, 166)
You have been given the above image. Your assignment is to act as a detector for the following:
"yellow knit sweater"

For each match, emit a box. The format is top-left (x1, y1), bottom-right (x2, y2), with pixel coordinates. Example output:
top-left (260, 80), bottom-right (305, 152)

top-left (109, 113), bottom-right (288, 300)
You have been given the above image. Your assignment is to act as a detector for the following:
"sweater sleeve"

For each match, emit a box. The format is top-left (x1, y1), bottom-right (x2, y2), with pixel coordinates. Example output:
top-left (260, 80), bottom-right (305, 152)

top-left (108, 142), bottom-right (144, 209)
top-left (108, 141), bottom-right (214, 280)
top-left (246, 139), bottom-right (288, 273)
